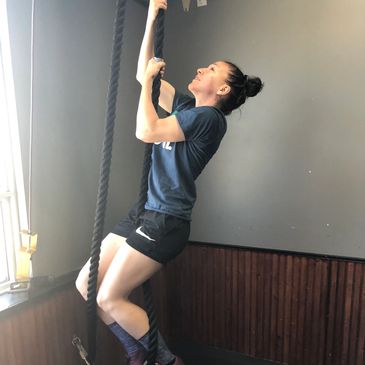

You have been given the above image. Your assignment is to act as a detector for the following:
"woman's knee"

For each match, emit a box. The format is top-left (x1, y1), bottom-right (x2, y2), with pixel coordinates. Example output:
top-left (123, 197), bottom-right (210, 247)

top-left (96, 287), bottom-right (129, 314)
top-left (75, 263), bottom-right (90, 299)
top-left (75, 273), bottom-right (86, 299)
top-left (96, 290), bottom-right (109, 313)
top-left (74, 234), bottom-right (125, 299)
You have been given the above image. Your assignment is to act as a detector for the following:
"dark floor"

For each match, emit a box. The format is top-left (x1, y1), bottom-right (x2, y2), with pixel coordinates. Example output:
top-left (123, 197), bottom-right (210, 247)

top-left (171, 342), bottom-right (285, 365)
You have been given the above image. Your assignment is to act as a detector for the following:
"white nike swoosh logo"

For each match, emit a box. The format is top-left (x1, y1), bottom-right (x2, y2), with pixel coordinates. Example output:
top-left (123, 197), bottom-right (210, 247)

top-left (135, 226), bottom-right (156, 241)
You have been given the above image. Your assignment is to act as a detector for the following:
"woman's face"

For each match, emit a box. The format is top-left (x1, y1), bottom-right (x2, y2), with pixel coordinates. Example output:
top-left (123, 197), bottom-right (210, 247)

top-left (188, 61), bottom-right (231, 98)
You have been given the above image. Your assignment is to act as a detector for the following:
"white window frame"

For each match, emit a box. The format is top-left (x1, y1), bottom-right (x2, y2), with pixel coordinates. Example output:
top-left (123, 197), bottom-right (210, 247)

top-left (0, 0), bottom-right (28, 293)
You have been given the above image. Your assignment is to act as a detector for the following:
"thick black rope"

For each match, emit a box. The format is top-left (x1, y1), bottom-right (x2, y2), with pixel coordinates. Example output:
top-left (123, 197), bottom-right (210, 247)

top-left (86, 3), bottom-right (165, 365)
top-left (138, 9), bottom-right (166, 365)
top-left (86, 1), bottom-right (127, 364)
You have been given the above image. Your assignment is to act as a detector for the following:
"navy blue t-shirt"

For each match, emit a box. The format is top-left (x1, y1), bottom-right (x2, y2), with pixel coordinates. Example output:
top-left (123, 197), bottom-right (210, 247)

top-left (145, 91), bottom-right (227, 220)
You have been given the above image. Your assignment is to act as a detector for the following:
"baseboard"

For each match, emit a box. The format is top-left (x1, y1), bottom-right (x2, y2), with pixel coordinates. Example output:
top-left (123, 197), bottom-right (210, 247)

top-left (171, 341), bottom-right (286, 365)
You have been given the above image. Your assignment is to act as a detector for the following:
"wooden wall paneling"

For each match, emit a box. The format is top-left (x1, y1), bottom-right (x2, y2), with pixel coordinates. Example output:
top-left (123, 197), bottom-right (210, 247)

top-left (5, 319), bottom-right (14, 364)
top-left (53, 290), bottom-right (69, 364)
top-left (282, 255), bottom-right (292, 364)
top-left (294, 257), bottom-right (305, 364)
top-left (347, 263), bottom-right (360, 365)
top-left (341, 262), bottom-right (354, 364)
top-left (185, 246), bottom-right (193, 341)
top-left (249, 251), bottom-right (257, 356)
top-left (156, 245), bottom-right (365, 365)
top-left (53, 294), bottom-right (65, 363)
top-left (196, 244), bottom-right (205, 342)
top-left (1, 319), bottom-right (15, 365)
top-left (325, 260), bottom-right (337, 365)
top-left (2, 244), bottom-right (365, 365)
top-left (303, 258), bottom-right (314, 365)
top-left (311, 260), bottom-right (323, 365)
top-left (210, 246), bottom-right (216, 345)
top-left (237, 249), bottom-right (245, 353)
top-left (208, 247), bottom-right (216, 345)
top-left (356, 266), bottom-right (365, 364)
top-left (255, 252), bottom-right (263, 357)
top-left (236, 249), bottom-right (241, 351)
top-left (0, 319), bottom-right (6, 364)
top-left (276, 254), bottom-right (286, 362)
top-left (170, 253), bottom-right (180, 340)
top-left (318, 260), bottom-right (329, 365)
top-left (288, 255), bottom-right (299, 365)
top-left (28, 302), bottom-right (46, 364)
top-left (244, 250), bottom-right (252, 355)
top-left (334, 262), bottom-right (346, 365)
top-left (222, 247), bottom-right (228, 346)
top-left (8, 310), bottom-right (21, 365)
top-left (224, 248), bottom-right (233, 351)
top-left (269, 252), bottom-right (278, 360)
top-left (207, 244), bottom-right (215, 345)
top-left (350, 262), bottom-right (363, 364)
top-left (211, 247), bottom-right (218, 346)
top-left (262, 252), bottom-right (273, 358)
top-left (176, 249), bottom-right (186, 341)
top-left (196, 246), bottom-right (205, 343)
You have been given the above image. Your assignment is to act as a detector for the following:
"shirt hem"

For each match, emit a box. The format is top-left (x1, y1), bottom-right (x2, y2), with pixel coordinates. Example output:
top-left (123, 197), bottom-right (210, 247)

top-left (144, 204), bottom-right (192, 222)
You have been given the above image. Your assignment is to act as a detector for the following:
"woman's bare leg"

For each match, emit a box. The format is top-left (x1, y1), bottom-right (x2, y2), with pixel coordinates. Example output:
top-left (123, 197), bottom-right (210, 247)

top-left (75, 233), bottom-right (126, 324)
top-left (96, 241), bottom-right (162, 339)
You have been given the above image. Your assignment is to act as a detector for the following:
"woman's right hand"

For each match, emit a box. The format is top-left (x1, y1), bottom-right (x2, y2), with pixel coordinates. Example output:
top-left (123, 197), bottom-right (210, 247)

top-left (147, 0), bottom-right (168, 22)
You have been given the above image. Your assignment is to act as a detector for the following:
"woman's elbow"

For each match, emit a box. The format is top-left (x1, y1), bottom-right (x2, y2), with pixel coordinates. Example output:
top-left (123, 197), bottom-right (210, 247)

top-left (135, 129), bottom-right (143, 141)
top-left (136, 73), bottom-right (142, 84)
top-left (135, 129), bottom-right (152, 143)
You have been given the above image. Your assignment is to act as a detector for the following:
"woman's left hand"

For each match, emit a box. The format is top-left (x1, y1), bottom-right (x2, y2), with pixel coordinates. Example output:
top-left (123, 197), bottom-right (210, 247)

top-left (144, 57), bottom-right (166, 81)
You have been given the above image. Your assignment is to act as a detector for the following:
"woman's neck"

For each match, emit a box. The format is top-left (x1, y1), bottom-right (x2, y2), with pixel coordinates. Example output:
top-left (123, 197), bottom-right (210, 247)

top-left (195, 94), bottom-right (218, 108)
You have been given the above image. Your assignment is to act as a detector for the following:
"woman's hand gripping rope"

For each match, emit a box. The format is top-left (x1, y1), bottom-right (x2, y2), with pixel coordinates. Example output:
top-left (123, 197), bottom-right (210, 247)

top-left (144, 57), bottom-right (166, 81)
top-left (148, 0), bottom-right (168, 22)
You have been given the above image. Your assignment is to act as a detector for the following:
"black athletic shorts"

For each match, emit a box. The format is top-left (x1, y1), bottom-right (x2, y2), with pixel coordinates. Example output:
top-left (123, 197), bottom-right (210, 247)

top-left (112, 207), bottom-right (190, 265)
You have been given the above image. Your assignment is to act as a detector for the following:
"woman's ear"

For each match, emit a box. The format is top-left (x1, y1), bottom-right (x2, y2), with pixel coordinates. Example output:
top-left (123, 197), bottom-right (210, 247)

top-left (217, 84), bottom-right (231, 96)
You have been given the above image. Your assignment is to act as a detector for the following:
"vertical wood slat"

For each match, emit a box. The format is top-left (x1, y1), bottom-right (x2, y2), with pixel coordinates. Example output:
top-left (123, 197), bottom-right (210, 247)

top-left (250, 251), bottom-right (257, 356)
top-left (341, 263), bottom-right (354, 365)
top-left (356, 268), bottom-right (365, 364)
top-left (269, 253), bottom-right (279, 360)
top-left (282, 255), bottom-right (292, 364)
top-left (349, 264), bottom-right (364, 365)
top-left (231, 247), bottom-right (239, 350)
top-left (262, 252), bottom-right (273, 358)
top-left (305, 259), bottom-right (313, 365)
top-left (289, 256), bottom-right (300, 365)
top-left (244, 250), bottom-right (252, 354)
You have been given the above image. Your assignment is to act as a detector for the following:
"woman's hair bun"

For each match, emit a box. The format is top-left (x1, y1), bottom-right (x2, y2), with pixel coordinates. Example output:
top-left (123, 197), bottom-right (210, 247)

top-left (245, 77), bottom-right (264, 98)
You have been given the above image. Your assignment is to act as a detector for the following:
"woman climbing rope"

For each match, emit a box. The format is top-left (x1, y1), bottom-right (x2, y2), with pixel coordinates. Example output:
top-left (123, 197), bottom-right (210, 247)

top-left (75, 0), bottom-right (263, 364)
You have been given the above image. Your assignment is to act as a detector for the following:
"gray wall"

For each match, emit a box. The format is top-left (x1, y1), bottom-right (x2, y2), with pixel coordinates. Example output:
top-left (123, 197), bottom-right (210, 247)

top-left (7, 0), bottom-right (146, 277)
top-left (164, 0), bottom-right (365, 258)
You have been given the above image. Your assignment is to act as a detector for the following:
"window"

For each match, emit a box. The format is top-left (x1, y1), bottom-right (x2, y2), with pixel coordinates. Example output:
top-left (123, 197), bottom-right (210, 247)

top-left (0, 0), bottom-right (28, 293)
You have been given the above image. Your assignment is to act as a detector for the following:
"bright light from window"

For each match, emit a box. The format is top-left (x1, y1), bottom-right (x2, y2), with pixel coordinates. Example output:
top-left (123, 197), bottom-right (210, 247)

top-left (0, 0), bottom-right (28, 292)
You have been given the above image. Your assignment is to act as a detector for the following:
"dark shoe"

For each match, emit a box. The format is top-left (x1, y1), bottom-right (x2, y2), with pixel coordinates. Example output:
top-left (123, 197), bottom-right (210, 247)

top-left (126, 349), bottom-right (147, 365)
top-left (156, 356), bottom-right (185, 365)
top-left (171, 357), bottom-right (185, 365)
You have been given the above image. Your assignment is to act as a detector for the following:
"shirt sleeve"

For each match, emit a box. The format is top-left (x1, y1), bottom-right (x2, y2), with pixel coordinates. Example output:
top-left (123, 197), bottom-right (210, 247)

top-left (176, 106), bottom-right (222, 142)
top-left (172, 90), bottom-right (195, 114)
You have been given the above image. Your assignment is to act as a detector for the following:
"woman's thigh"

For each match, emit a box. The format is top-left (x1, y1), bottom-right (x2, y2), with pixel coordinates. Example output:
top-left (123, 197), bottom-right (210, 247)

top-left (76, 233), bottom-right (126, 295)
top-left (98, 241), bottom-right (162, 300)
